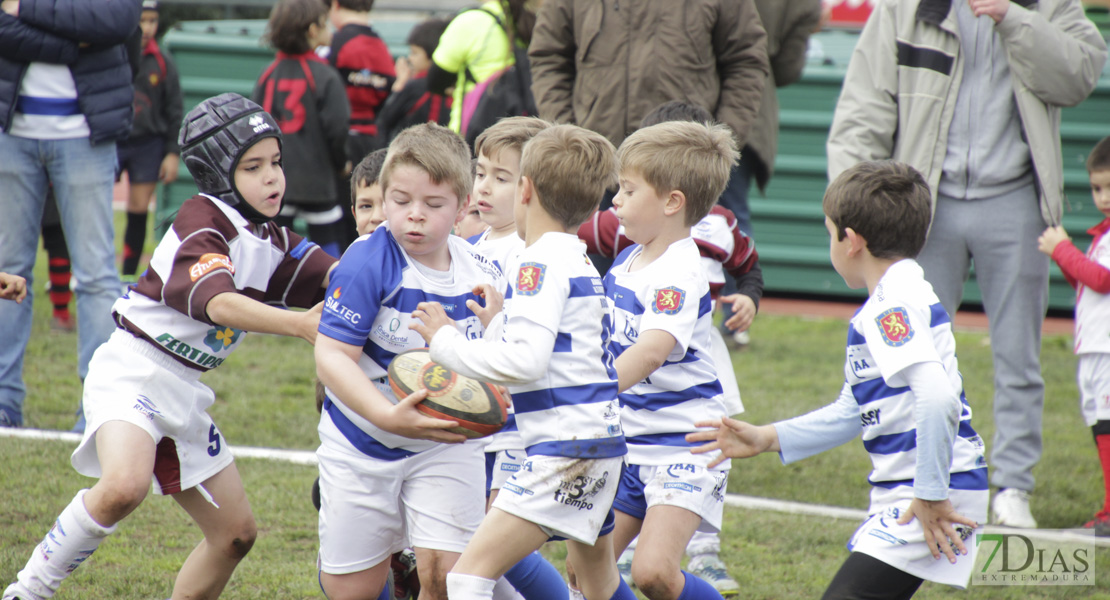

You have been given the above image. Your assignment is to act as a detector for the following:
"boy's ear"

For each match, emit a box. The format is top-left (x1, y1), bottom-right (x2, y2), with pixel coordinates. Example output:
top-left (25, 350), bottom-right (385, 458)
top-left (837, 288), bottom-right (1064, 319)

top-left (663, 189), bottom-right (685, 218)
top-left (518, 175), bottom-right (534, 206)
top-left (454, 194), bottom-right (469, 226)
top-left (844, 227), bottom-right (868, 256)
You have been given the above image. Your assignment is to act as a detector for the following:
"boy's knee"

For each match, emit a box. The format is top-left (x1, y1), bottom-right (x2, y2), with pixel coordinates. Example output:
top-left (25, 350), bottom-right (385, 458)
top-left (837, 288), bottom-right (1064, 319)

top-left (213, 516), bottom-right (257, 560)
top-left (631, 561), bottom-right (676, 599)
top-left (89, 479), bottom-right (148, 523)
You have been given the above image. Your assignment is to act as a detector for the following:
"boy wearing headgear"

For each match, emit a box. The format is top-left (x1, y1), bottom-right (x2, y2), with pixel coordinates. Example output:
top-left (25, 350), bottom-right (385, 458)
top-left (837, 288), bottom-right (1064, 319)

top-left (3, 93), bottom-right (336, 600)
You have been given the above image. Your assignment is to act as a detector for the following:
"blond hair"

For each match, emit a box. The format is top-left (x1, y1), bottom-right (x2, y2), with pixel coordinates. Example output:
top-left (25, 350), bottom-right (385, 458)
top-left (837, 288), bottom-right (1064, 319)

top-left (474, 116), bottom-right (551, 163)
top-left (380, 123), bottom-right (472, 205)
top-left (520, 124), bottom-right (618, 229)
top-left (822, 161), bottom-right (932, 260)
top-left (617, 121), bottom-right (737, 225)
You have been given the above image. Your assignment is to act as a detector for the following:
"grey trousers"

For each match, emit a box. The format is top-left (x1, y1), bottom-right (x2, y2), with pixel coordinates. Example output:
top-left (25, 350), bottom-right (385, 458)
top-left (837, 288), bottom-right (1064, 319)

top-left (915, 185), bottom-right (1048, 493)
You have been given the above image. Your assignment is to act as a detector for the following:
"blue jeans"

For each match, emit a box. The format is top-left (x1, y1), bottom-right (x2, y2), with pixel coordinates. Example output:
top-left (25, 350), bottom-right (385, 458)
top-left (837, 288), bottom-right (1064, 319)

top-left (0, 133), bottom-right (120, 426)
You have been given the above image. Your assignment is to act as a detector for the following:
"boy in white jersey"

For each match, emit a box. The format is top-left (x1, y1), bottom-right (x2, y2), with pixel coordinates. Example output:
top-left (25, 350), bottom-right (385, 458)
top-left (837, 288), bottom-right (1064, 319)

top-left (313, 123), bottom-right (503, 600)
top-left (689, 161), bottom-right (988, 599)
top-left (409, 124), bottom-right (637, 600)
top-left (3, 93), bottom-right (338, 600)
top-left (1037, 135), bottom-right (1110, 536)
top-left (604, 121), bottom-right (737, 600)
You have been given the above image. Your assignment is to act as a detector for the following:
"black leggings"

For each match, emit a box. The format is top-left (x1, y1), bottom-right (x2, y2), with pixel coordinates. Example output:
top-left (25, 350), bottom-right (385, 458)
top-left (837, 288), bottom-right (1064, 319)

top-left (821, 552), bottom-right (923, 600)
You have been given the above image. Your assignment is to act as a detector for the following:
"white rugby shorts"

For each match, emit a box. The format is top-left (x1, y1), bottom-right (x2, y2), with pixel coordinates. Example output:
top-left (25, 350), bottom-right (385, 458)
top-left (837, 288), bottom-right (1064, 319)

top-left (613, 462), bottom-right (729, 533)
top-left (316, 430), bottom-right (486, 575)
top-left (71, 330), bottom-right (233, 495)
top-left (489, 449), bottom-right (526, 491)
top-left (1078, 353), bottom-right (1110, 426)
top-left (848, 490), bottom-right (989, 588)
top-left (492, 455), bottom-right (623, 545)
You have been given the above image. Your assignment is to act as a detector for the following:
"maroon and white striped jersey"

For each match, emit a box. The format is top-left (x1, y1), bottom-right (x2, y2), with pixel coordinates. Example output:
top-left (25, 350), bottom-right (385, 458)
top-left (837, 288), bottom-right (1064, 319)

top-left (113, 194), bottom-right (336, 371)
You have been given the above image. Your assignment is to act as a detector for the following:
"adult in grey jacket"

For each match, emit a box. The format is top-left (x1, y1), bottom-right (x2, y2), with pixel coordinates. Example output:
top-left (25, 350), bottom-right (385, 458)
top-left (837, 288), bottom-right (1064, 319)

top-left (828, 0), bottom-right (1106, 529)
top-left (0, 0), bottom-right (140, 429)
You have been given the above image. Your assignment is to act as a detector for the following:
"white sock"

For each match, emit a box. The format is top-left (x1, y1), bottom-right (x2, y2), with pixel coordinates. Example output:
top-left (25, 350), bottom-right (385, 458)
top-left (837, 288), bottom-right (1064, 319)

top-left (491, 576), bottom-right (524, 600)
top-left (685, 530), bottom-right (720, 559)
top-left (445, 573), bottom-right (496, 600)
top-left (13, 490), bottom-right (117, 599)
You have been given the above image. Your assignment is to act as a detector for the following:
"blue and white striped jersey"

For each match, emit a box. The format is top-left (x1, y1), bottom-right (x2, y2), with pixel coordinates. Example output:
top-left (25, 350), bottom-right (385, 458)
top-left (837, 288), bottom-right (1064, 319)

top-left (469, 230), bottom-right (526, 451)
top-left (432, 232), bottom-right (626, 458)
top-left (846, 260), bottom-right (987, 509)
top-left (606, 237), bottom-right (727, 467)
top-left (317, 225), bottom-right (503, 458)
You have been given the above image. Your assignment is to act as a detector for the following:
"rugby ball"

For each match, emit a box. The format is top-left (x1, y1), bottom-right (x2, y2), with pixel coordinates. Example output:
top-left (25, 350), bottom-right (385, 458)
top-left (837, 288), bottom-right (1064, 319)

top-left (387, 348), bottom-right (508, 439)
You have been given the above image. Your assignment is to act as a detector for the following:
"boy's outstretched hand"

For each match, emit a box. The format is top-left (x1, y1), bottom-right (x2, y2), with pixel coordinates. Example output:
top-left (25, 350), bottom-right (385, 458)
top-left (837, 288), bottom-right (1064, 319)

top-left (687, 417), bottom-right (780, 468)
top-left (298, 302), bottom-right (324, 345)
top-left (385, 387), bottom-right (468, 444)
top-left (410, 301), bottom-right (455, 345)
top-left (719, 293), bottom-right (756, 333)
top-left (467, 283), bottom-right (503, 329)
top-left (897, 498), bottom-right (979, 564)
top-left (0, 272), bottom-right (27, 303)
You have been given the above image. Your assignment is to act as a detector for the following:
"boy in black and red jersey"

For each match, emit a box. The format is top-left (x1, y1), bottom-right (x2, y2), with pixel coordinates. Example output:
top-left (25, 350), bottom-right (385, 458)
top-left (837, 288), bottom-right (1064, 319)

top-left (254, 0), bottom-right (351, 258)
top-left (118, 0), bottom-right (184, 278)
top-left (3, 93), bottom-right (337, 600)
top-left (328, 0), bottom-right (396, 163)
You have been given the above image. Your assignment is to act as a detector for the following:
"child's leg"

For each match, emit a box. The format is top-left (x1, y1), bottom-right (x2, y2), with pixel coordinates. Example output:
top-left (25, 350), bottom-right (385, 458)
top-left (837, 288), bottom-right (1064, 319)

top-left (5, 422), bottom-right (154, 598)
top-left (41, 217), bottom-right (73, 328)
top-left (629, 505), bottom-right (707, 600)
top-left (565, 534), bottom-right (635, 600)
top-left (169, 462), bottom-right (257, 600)
top-left (122, 181), bottom-right (156, 277)
top-left (447, 508), bottom-right (550, 599)
top-left (820, 553), bottom-right (922, 600)
top-left (319, 562), bottom-right (391, 600)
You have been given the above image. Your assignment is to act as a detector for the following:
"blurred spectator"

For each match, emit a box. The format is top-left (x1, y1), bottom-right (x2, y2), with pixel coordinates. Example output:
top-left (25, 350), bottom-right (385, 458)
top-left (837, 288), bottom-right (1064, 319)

top-left (255, 0), bottom-right (351, 259)
top-left (427, 0), bottom-right (534, 137)
top-left (828, 0), bottom-right (1107, 528)
top-left (529, 0), bottom-right (767, 275)
top-left (328, 0), bottom-right (395, 164)
top-left (0, 0), bottom-right (140, 428)
top-left (375, 18), bottom-right (451, 145)
top-left (119, 0), bottom-right (183, 279)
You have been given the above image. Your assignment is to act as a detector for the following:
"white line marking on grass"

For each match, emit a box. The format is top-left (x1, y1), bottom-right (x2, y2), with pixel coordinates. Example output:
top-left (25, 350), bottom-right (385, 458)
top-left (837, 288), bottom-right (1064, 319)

top-left (5, 427), bottom-right (1107, 547)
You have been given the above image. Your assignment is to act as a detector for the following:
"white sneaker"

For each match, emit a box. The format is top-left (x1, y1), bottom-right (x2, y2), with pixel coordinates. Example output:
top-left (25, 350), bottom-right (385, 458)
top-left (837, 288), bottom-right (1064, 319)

top-left (688, 554), bottom-right (739, 597)
top-left (992, 488), bottom-right (1037, 528)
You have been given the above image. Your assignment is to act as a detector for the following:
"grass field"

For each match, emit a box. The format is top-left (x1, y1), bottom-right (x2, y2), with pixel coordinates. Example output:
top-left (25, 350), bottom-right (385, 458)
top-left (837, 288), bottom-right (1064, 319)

top-left (2, 217), bottom-right (1109, 598)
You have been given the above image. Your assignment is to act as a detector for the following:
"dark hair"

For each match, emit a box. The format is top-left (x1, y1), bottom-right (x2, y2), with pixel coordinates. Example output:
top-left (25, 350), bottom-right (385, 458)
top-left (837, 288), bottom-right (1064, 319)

top-left (264, 0), bottom-right (327, 55)
top-left (1088, 136), bottom-right (1110, 173)
top-left (350, 148), bottom-right (389, 205)
top-left (640, 100), bottom-right (714, 129)
top-left (335, 0), bottom-right (375, 11)
top-left (501, 0), bottom-right (536, 46)
top-left (822, 161), bottom-right (932, 260)
top-left (406, 18), bottom-right (449, 58)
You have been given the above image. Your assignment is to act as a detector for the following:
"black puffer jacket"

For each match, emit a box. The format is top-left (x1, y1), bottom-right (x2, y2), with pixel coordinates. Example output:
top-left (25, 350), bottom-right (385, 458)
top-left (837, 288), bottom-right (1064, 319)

top-left (0, 0), bottom-right (140, 144)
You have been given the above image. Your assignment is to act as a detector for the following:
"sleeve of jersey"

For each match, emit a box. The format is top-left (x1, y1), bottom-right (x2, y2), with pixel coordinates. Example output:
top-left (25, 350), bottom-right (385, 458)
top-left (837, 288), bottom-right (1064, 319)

top-left (317, 244), bottom-right (383, 346)
top-left (637, 271), bottom-right (702, 357)
top-left (264, 227), bottom-right (337, 309)
top-left (1053, 240), bottom-right (1110, 294)
top-left (431, 13), bottom-right (482, 73)
top-left (774, 382), bottom-right (862, 464)
top-left (861, 301), bottom-right (941, 384)
top-left (577, 209), bottom-right (625, 258)
top-left (163, 228), bottom-right (238, 325)
top-left (905, 361), bottom-right (961, 501)
top-left (430, 316), bottom-right (557, 385)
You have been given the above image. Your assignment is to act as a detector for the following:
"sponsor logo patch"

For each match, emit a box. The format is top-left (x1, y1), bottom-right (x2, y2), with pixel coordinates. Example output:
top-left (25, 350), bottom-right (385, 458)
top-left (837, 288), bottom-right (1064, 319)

top-left (189, 253), bottom-right (234, 281)
top-left (652, 286), bottom-right (685, 315)
top-left (516, 262), bottom-right (546, 296)
top-left (876, 307), bottom-right (914, 347)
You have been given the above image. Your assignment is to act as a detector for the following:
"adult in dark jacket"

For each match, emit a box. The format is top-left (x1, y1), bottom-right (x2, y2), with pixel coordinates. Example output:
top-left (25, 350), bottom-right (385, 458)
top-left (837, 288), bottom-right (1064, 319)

top-left (0, 0), bottom-right (140, 429)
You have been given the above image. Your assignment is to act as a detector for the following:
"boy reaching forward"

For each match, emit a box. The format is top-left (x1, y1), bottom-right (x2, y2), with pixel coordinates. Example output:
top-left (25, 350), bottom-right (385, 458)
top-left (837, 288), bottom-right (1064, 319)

top-left (689, 161), bottom-right (987, 599)
top-left (4, 93), bottom-right (337, 600)
top-left (602, 121), bottom-right (736, 600)
top-left (313, 123), bottom-right (503, 600)
top-left (410, 124), bottom-right (636, 600)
